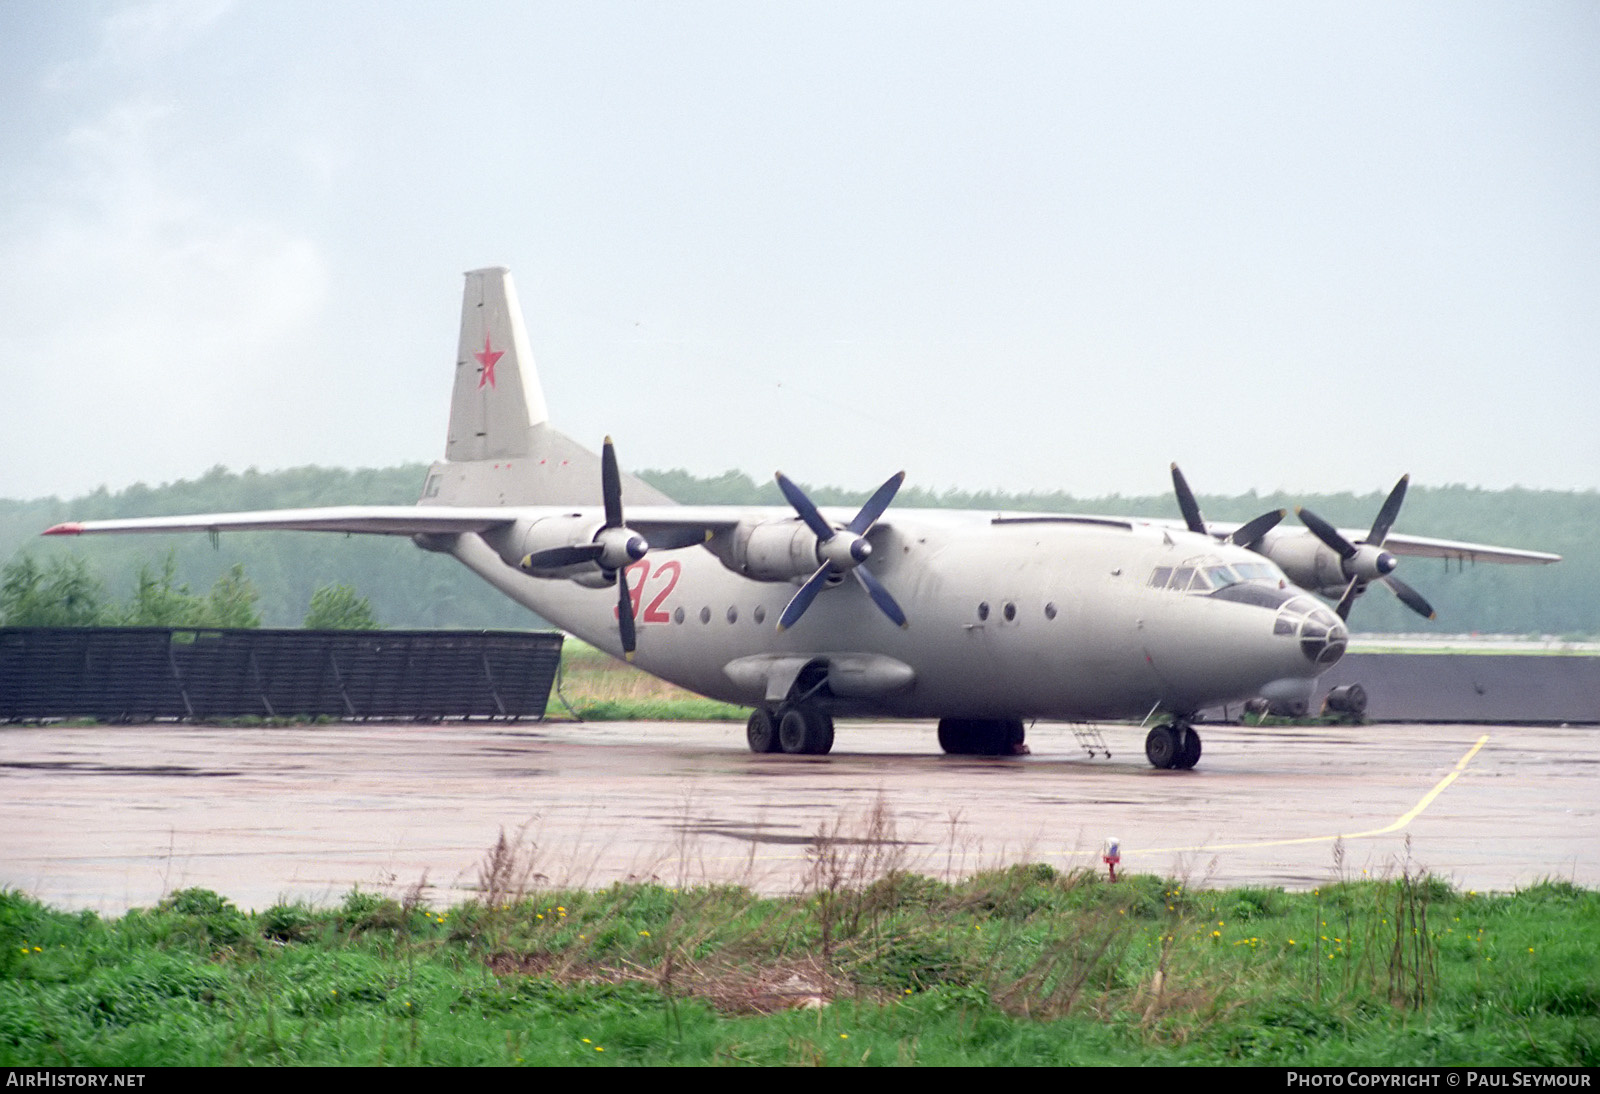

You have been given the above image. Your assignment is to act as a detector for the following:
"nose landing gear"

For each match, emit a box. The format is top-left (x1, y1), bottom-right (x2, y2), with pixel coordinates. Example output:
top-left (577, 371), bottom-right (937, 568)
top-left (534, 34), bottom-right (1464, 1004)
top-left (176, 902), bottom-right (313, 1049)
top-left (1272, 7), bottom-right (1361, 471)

top-left (1145, 722), bottom-right (1202, 770)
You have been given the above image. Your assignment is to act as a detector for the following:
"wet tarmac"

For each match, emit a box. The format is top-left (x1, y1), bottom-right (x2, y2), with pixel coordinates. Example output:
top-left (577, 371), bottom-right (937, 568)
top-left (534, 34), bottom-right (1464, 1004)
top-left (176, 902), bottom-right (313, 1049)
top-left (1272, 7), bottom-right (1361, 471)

top-left (2, 719), bottom-right (1594, 913)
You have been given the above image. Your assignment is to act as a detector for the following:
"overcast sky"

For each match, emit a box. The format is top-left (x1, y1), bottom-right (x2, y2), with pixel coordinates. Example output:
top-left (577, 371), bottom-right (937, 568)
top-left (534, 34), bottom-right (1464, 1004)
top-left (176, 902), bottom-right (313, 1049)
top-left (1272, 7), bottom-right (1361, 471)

top-left (2, 0), bottom-right (1596, 504)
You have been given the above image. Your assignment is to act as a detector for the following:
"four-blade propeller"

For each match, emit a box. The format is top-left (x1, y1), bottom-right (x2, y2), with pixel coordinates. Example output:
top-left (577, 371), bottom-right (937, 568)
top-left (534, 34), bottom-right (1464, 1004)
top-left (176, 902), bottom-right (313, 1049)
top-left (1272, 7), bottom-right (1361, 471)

top-left (1296, 475), bottom-right (1436, 621)
top-left (774, 470), bottom-right (909, 632)
top-left (520, 437), bottom-right (650, 658)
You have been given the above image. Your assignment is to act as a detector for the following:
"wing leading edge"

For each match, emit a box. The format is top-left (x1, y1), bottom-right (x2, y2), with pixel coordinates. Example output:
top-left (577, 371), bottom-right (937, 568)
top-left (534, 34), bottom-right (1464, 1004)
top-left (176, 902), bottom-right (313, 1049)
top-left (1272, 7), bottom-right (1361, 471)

top-left (40, 504), bottom-right (760, 543)
top-left (1175, 519), bottom-right (1560, 566)
top-left (43, 506), bottom-right (518, 538)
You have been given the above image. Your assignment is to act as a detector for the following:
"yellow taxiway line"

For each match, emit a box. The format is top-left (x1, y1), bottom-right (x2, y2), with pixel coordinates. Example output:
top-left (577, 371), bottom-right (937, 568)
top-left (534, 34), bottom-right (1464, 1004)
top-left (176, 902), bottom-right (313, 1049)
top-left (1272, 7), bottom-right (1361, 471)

top-left (1129, 733), bottom-right (1491, 857)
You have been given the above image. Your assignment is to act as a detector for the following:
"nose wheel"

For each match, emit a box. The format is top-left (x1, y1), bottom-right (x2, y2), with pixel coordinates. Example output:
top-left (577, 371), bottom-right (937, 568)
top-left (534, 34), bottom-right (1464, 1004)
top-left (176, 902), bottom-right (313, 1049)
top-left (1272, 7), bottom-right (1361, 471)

top-left (1145, 722), bottom-right (1202, 770)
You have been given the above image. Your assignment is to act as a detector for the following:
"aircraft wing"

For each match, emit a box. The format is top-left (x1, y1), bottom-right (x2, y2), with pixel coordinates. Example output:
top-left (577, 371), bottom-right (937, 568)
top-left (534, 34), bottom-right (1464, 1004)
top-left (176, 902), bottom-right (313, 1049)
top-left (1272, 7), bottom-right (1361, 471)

top-left (1369, 532), bottom-right (1560, 565)
top-left (42, 506), bottom-right (520, 538)
top-left (1190, 519), bottom-right (1562, 565)
top-left (41, 504), bottom-right (758, 542)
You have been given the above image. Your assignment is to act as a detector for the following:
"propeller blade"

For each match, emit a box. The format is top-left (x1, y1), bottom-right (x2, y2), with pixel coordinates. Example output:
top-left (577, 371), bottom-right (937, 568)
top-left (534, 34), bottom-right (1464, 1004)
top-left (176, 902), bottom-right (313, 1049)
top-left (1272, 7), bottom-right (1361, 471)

top-left (775, 473), bottom-right (834, 541)
top-left (616, 570), bottom-right (637, 657)
top-left (847, 472), bottom-right (905, 535)
top-left (1384, 575), bottom-right (1436, 620)
top-left (776, 564), bottom-right (833, 631)
top-left (1297, 507), bottom-right (1357, 559)
top-left (601, 436), bottom-right (624, 529)
top-left (1300, 476), bottom-right (1436, 624)
top-left (523, 543), bottom-right (605, 570)
top-left (853, 565), bottom-right (909, 628)
top-left (1334, 577), bottom-right (1363, 621)
top-left (1230, 509), bottom-right (1286, 550)
top-left (1367, 474), bottom-right (1409, 547)
top-left (1170, 463), bottom-right (1207, 536)
top-left (774, 466), bottom-right (911, 631)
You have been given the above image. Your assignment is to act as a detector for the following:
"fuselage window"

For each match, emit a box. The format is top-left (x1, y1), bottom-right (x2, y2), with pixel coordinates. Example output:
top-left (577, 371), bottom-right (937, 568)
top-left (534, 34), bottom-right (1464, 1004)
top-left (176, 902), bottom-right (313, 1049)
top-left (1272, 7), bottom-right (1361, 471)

top-left (726, 606), bottom-right (738, 624)
top-left (753, 605), bottom-right (766, 625)
top-left (699, 607), bottom-right (711, 624)
top-left (1003, 602), bottom-right (1016, 622)
top-left (1044, 602), bottom-right (1057, 620)
top-left (977, 602), bottom-right (990, 621)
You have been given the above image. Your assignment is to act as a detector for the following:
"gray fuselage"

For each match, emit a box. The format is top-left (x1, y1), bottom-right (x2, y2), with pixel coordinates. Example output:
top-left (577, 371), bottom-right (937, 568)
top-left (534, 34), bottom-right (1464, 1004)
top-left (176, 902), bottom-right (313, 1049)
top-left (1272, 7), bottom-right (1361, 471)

top-left (451, 512), bottom-right (1341, 721)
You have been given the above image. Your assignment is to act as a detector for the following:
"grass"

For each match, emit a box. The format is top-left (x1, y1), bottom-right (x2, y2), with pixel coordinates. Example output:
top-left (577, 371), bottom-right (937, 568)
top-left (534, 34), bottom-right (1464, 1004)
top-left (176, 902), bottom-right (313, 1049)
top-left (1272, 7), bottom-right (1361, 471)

top-left (2, 821), bottom-right (1595, 1067)
top-left (547, 640), bottom-right (747, 722)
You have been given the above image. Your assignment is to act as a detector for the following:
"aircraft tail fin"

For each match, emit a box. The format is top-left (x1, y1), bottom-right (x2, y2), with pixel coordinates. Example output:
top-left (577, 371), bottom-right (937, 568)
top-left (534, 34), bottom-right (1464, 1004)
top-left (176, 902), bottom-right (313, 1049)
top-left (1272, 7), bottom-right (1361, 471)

top-left (445, 266), bottom-right (547, 461)
top-left (423, 267), bottom-right (672, 508)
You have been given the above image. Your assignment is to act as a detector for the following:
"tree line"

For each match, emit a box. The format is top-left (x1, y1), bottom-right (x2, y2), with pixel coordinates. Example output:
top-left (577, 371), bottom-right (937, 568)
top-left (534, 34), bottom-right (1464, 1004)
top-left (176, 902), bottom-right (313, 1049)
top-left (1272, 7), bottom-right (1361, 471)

top-left (1, 550), bottom-right (378, 630)
top-left (1, 463), bottom-right (1593, 636)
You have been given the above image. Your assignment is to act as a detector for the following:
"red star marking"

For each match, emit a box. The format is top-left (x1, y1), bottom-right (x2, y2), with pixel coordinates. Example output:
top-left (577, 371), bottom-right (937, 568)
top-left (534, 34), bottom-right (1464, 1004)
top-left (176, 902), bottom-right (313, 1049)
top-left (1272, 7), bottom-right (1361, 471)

top-left (475, 334), bottom-right (505, 390)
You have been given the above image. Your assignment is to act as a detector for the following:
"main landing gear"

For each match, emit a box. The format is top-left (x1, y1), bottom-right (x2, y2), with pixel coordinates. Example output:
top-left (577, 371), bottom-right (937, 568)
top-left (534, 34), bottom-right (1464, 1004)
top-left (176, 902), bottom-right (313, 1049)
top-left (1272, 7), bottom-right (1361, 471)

top-left (747, 703), bottom-right (835, 755)
top-left (937, 717), bottom-right (1027, 756)
top-left (1144, 722), bottom-right (1202, 770)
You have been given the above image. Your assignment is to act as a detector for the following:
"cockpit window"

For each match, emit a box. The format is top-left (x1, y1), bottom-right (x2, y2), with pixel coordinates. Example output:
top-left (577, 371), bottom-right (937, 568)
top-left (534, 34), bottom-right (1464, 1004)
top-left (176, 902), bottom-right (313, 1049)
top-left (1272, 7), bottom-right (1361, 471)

top-left (1150, 555), bottom-right (1290, 595)
top-left (1205, 564), bottom-right (1240, 589)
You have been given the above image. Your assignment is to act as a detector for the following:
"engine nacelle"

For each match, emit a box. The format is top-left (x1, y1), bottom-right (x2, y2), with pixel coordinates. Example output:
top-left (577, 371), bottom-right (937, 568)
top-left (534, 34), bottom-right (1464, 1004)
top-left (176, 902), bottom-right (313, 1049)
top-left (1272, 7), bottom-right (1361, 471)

top-left (1257, 533), bottom-right (1347, 597)
top-left (1260, 531), bottom-right (1399, 597)
top-left (488, 514), bottom-right (603, 578)
top-left (710, 518), bottom-right (822, 582)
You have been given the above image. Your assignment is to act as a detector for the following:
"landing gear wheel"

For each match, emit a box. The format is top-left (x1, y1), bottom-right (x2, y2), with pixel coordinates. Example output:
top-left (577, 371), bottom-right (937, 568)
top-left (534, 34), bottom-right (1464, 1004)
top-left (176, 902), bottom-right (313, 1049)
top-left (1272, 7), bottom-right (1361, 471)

top-left (937, 718), bottom-right (972, 754)
top-left (746, 708), bottom-right (780, 753)
top-left (778, 705), bottom-right (834, 755)
top-left (1174, 726), bottom-right (1202, 770)
top-left (938, 718), bottom-right (1027, 756)
top-left (1145, 724), bottom-right (1179, 769)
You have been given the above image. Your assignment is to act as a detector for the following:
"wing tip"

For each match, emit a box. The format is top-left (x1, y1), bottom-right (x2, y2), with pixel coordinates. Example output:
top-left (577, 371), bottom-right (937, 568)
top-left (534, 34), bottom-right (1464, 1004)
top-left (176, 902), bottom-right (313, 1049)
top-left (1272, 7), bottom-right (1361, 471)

top-left (42, 522), bottom-right (84, 536)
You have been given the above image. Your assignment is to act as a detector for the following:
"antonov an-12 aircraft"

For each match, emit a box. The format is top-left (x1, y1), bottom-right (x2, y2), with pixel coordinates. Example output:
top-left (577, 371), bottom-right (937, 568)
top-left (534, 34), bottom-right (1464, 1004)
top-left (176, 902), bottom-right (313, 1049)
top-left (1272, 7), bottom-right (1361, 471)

top-left (46, 268), bottom-right (1560, 767)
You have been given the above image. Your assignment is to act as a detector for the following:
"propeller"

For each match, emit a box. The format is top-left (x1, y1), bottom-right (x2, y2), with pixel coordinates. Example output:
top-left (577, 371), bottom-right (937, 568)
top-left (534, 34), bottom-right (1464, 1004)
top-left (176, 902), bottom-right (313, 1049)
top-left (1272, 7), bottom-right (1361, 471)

top-left (773, 470), bottom-right (909, 632)
top-left (1296, 474), bottom-right (1436, 621)
top-left (521, 437), bottom-right (650, 658)
top-left (1170, 464), bottom-right (1286, 550)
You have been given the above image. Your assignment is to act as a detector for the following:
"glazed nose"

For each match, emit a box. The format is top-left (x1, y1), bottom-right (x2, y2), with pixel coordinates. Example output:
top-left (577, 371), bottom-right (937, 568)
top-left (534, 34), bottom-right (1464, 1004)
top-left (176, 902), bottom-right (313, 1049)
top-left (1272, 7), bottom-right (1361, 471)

top-left (1297, 610), bottom-right (1348, 666)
